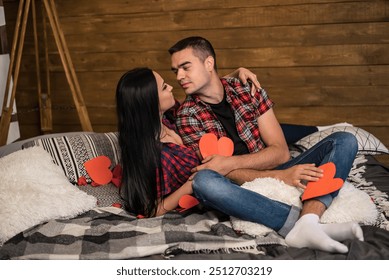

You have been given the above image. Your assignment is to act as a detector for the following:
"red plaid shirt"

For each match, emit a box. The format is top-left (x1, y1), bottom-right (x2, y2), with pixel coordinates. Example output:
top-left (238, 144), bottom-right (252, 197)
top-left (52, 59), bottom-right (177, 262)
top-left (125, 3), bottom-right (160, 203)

top-left (176, 77), bottom-right (274, 154)
top-left (156, 114), bottom-right (200, 198)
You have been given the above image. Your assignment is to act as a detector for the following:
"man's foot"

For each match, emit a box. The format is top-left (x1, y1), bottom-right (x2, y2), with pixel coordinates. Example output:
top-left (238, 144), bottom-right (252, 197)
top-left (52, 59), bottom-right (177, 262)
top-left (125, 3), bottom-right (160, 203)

top-left (321, 222), bottom-right (364, 242)
top-left (285, 214), bottom-right (363, 253)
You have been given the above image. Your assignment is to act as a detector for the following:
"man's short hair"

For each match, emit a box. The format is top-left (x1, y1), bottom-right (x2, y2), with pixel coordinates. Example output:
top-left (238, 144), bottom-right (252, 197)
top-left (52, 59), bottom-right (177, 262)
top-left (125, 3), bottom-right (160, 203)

top-left (168, 36), bottom-right (217, 71)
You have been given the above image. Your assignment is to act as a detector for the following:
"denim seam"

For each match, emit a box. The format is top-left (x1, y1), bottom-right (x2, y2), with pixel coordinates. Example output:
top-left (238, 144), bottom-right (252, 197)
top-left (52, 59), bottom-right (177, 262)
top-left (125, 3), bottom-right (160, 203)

top-left (278, 205), bottom-right (300, 237)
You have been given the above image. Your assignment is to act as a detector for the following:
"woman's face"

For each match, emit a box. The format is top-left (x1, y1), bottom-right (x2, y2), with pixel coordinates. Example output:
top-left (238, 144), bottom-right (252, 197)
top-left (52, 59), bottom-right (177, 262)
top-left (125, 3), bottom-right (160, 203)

top-left (153, 71), bottom-right (175, 114)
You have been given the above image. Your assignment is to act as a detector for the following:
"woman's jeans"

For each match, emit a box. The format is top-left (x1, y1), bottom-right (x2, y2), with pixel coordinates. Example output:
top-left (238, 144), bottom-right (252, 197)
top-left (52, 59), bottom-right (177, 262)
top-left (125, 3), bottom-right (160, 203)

top-left (192, 132), bottom-right (358, 237)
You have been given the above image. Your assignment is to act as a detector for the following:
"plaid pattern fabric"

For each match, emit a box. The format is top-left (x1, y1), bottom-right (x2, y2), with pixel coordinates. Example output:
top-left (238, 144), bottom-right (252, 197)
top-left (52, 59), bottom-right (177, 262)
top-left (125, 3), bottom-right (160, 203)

top-left (0, 207), bottom-right (284, 259)
top-left (156, 116), bottom-right (200, 197)
top-left (1, 158), bottom-right (388, 260)
top-left (157, 143), bottom-right (200, 197)
top-left (176, 77), bottom-right (274, 154)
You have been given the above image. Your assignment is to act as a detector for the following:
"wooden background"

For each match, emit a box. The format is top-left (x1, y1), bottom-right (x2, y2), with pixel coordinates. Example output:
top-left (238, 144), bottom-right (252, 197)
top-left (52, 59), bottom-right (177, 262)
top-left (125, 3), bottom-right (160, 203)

top-left (2, 0), bottom-right (389, 163)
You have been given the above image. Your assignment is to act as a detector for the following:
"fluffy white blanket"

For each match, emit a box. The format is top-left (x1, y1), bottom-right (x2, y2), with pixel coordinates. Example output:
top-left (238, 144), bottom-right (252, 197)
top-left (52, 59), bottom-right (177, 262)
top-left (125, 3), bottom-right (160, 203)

top-left (0, 147), bottom-right (97, 245)
top-left (231, 177), bottom-right (379, 237)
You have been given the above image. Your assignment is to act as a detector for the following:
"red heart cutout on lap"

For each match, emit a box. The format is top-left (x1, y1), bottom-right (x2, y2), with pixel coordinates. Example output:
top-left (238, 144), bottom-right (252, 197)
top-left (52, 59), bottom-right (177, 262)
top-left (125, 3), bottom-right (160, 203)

top-left (199, 133), bottom-right (234, 158)
top-left (199, 133), bottom-right (219, 158)
top-left (84, 156), bottom-right (113, 185)
top-left (217, 136), bottom-right (235, 157)
top-left (301, 162), bottom-right (344, 201)
top-left (178, 194), bottom-right (199, 211)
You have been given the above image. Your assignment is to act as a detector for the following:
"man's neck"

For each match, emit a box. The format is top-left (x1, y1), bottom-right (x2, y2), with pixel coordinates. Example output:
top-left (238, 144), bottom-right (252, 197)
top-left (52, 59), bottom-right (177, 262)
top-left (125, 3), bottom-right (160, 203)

top-left (197, 75), bottom-right (224, 104)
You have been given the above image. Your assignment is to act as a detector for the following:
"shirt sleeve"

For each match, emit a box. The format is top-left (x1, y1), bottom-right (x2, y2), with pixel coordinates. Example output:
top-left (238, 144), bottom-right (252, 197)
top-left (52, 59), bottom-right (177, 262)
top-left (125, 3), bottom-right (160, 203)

top-left (252, 88), bottom-right (274, 116)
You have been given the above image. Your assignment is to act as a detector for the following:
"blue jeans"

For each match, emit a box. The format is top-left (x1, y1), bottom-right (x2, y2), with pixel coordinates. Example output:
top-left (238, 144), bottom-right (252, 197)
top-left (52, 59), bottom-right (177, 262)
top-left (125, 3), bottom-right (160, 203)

top-left (192, 132), bottom-right (358, 237)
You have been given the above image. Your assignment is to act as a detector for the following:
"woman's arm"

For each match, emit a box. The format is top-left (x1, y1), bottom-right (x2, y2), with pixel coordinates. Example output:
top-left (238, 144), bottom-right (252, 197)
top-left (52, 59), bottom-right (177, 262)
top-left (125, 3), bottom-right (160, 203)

top-left (224, 67), bottom-right (261, 95)
top-left (156, 180), bottom-right (193, 216)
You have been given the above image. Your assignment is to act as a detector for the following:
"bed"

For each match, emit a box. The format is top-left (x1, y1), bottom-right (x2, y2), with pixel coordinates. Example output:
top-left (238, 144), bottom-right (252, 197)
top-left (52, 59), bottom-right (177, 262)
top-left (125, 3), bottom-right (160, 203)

top-left (1, 125), bottom-right (389, 260)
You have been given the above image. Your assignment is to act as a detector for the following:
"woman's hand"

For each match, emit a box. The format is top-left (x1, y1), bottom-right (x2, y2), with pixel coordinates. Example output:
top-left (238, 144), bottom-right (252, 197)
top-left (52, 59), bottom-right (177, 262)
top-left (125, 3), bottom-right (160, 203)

top-left (224, 67), bottom-right (262, 96)
top-left (156, 180), bottom-right (193, 216)
top-left (276, 164), bottom-right (323, 190)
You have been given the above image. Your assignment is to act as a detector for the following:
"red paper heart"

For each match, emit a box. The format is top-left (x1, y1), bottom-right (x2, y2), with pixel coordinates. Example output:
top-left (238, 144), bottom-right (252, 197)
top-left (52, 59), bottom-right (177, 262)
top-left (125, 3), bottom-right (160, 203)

top-left (77, 176), bottom-right (87, 186)
top-left (301, 162), bottom-right (344, 201)
top-left (111, 164), bottom-right (123, 188)
top-left (111, 203), bottom-right (122, 208)
top-left (84, 156), bottom-right (113, 185)
top-left (178, 194), bottom-right (199, 211)
top-left (199, 133), bottom-right (234, 158)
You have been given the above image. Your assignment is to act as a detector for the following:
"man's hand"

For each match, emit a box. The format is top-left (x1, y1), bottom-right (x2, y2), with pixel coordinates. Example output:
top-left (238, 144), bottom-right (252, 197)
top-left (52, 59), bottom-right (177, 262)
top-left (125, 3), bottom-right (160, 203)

top-left (276, 164), bottom-right (324, 190)
top-left (191, 154), bottom-right (235, 176)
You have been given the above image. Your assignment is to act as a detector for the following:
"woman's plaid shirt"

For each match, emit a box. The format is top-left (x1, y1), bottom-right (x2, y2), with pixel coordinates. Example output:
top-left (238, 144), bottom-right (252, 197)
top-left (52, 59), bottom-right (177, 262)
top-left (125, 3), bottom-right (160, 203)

top-left (156, 117), bottom-right (200, 198)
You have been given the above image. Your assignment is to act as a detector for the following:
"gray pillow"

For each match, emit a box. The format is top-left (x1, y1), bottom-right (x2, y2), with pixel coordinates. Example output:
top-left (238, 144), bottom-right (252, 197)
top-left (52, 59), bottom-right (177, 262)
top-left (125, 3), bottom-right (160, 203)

top-left (0, 132), bottom-right (95, 158)
top-left (22, 132), bottom-right (120, 184)
top-left (295, 126), bottom-right (389, 155)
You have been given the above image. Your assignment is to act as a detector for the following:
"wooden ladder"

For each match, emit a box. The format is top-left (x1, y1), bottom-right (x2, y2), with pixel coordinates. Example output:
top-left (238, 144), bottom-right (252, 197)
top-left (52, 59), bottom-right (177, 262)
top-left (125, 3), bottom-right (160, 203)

top-left (0, 0), bottom-right (93, 146)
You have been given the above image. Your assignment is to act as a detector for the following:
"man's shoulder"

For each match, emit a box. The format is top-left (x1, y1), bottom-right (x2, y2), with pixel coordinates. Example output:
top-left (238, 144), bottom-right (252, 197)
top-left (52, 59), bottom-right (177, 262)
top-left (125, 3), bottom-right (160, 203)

top-left (221, 77), bottom-right (251, 95)
top-left (221, 76), bottom-right (242, 86)
top-left (221, 77), bottom-right (251, 99)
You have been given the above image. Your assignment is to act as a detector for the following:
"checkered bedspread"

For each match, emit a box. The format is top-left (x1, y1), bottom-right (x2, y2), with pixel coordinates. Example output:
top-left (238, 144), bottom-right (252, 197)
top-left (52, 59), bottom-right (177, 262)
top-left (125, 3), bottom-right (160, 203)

top-left (0, 207), bottom-right (284, 260)
top-left (2, 156), bottom-right (388, 260)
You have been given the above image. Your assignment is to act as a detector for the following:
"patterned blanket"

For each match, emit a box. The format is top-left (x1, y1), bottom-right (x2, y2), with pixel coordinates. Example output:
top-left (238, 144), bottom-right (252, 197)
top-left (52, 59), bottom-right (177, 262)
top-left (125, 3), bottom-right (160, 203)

top-left (0, 207), bottom-right (284, 260)
top-left (1, 155), bottom-right (388, 260)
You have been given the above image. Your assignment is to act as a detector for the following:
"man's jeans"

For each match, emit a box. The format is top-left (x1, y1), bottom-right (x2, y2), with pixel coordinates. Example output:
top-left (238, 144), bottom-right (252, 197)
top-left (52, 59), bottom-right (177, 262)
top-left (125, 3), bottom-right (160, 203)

top-left (192, 132), bottom-right (358, 237)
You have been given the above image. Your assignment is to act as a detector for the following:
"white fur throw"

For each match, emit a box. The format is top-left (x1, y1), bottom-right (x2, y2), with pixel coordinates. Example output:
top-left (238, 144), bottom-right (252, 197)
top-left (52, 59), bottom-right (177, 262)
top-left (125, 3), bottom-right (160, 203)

top-left (0, 146), bottom-right (97, 245)
top-left (231, 177), bottom-right (378, 237)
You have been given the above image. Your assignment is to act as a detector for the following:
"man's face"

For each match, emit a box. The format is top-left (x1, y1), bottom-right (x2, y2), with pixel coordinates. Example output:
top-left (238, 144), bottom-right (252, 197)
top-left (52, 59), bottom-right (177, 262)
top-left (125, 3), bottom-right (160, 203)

top-left (170, 47), bottom-right (211, 95)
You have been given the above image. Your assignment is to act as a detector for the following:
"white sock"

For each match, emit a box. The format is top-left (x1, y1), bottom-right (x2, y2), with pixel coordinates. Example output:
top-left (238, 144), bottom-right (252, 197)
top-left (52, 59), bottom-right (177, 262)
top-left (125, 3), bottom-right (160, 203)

top-left (321, 222), bottom-right (364, 242)
top-left (317, 122), bottom-right (353, 131)
top-left (285, 214), bottom-right (358, 253)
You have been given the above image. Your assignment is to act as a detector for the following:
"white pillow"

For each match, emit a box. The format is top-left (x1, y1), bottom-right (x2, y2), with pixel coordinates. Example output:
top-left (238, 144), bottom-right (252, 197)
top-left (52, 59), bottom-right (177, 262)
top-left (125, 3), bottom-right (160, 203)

top-left (0, 146), bottom-right (97, 245)
top-left (231, 177), bottom-right (378, 237)
top-left (295, 126), bottom-right (389, 155)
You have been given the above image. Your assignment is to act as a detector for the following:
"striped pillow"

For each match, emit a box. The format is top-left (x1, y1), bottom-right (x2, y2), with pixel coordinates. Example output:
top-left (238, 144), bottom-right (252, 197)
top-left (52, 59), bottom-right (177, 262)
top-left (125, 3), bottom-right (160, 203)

top-left (22, 132), bottom-right (120, 184)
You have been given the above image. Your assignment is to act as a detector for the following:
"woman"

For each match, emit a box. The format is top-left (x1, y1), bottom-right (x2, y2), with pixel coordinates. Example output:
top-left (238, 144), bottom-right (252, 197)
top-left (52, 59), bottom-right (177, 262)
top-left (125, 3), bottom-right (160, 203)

top-left (116, 68), bottom-right (196, 217)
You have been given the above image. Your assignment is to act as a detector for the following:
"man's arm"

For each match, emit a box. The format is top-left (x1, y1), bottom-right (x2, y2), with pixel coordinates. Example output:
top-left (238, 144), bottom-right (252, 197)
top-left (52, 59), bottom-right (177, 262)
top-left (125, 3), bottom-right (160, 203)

top-left (248, 107), bottom-right (291, 168)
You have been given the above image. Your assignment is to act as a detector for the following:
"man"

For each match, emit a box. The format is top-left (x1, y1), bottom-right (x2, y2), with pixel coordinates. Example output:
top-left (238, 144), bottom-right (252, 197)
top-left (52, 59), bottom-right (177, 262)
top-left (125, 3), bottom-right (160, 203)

top-left (169, 36), bottom-right (363, 253)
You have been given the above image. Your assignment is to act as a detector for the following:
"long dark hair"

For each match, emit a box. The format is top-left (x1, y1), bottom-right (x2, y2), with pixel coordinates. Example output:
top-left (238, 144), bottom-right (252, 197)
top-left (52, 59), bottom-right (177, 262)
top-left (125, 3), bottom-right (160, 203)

top-left (116, 68), bottom-right (163, 217)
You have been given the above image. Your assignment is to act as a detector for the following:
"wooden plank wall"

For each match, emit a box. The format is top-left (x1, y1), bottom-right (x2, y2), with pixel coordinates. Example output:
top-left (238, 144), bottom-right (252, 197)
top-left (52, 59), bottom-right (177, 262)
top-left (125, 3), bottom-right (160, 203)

top-left (3, 0), bottom-right (389, 163)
